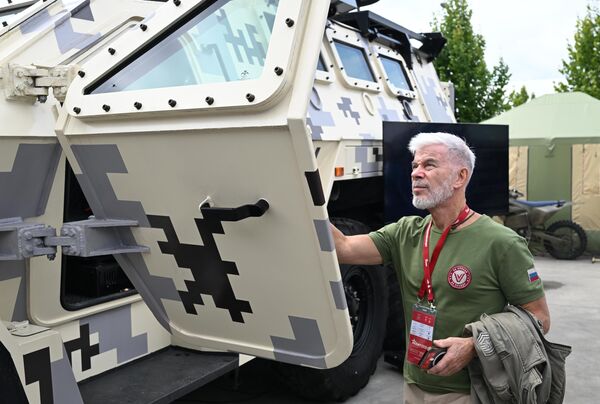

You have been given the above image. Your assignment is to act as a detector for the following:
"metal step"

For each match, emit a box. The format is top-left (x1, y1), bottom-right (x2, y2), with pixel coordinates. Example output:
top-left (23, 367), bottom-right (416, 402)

top-left (79, 347), bottom-right (239, 404)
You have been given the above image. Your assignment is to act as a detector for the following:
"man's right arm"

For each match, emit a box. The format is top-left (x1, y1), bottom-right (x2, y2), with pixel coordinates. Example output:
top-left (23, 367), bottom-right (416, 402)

top-left (330, 223), bottom-right (383, 265)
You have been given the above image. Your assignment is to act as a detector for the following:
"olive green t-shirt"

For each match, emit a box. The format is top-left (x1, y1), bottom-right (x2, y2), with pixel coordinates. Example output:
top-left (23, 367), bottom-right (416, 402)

top-left (369, 215), bottom-right (545, 394)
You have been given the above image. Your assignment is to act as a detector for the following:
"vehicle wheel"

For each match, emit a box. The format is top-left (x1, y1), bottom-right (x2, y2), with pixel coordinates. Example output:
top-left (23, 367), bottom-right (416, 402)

top-left (544, 220), bottom-right (587, 260)
top-left (275, 217), bottom-right (388, 402)
top-left (383, 266), bottom-right (406, 369)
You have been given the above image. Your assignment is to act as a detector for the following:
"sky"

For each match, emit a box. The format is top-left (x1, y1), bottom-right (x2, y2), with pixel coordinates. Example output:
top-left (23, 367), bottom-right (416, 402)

top-left (364, 0), bottom-right (596, 96)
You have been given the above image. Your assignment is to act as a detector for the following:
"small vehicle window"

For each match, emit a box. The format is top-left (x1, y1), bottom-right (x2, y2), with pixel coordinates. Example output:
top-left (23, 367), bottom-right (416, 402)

top-left (380, 55), bottom-right (412, 91)
top-left (90, 0), bottom-right (279, 94)
top-left (334, 40), bottom-right (375, 82)
top-left (317, 53), bottom-right (327, 72)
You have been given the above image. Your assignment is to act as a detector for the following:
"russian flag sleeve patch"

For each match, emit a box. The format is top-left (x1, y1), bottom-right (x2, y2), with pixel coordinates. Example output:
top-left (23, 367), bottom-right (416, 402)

top-left (527, 267), bottom-right (540, 282)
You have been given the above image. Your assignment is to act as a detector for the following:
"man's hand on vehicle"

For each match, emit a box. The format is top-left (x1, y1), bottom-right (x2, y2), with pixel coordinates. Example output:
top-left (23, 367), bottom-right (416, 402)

top-left (329, 223), bottom-right (383, 265)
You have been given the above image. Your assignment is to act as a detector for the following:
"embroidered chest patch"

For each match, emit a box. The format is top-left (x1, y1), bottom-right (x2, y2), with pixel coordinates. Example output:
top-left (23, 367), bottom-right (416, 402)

top-left (447, 265), bottom-right (472, 290)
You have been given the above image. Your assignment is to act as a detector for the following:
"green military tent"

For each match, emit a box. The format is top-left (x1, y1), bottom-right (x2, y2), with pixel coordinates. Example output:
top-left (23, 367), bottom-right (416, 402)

top-left (484, 91), bottom-right (600, 254)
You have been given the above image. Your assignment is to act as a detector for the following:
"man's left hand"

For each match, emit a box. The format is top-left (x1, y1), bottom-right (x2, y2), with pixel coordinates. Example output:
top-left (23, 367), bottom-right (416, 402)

top-left (427, 337), bottom-right (475, 376)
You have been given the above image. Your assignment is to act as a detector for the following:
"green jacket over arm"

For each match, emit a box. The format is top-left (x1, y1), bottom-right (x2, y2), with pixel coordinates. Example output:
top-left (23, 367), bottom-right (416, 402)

top-left (464, 305), bottom-right (571, 404)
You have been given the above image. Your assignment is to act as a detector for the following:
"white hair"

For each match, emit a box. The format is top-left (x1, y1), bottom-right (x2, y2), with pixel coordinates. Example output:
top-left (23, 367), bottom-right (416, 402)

top-left (408, 132), bottom-right (476, 181)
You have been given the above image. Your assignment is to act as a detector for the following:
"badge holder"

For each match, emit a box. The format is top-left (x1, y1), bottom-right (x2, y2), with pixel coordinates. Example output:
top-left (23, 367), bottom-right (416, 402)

top-left (407, 301), bottom-right (437, 366)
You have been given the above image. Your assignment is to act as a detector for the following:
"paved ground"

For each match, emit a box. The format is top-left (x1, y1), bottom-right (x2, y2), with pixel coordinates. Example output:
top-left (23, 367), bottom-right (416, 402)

top-left (538, 255), bottom-right (599, 403)
top-left (176, 255), bottom-right (599, 403)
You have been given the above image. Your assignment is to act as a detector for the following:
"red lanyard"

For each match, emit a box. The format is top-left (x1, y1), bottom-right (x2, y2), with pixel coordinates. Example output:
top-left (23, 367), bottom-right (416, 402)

top-left (419, 206), bottom-right (471, 303)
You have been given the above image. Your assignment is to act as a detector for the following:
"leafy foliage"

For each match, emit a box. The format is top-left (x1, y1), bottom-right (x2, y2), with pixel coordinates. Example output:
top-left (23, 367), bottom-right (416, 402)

top-left (432, 0), bottom-right (511, 122)
top-left (508, 86), bottom-right (535, 108)
top-left (555, 6), bottom-right (600, 99)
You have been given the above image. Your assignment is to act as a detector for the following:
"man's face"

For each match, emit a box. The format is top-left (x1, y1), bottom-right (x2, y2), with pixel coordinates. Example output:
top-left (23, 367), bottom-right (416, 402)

top-left (411, 144), bottom-right (457, 210)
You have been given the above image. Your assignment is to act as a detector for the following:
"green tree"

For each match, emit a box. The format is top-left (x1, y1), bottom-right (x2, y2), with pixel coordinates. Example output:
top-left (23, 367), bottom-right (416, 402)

top-left (508, 86), bottom-right (535, 108)
top-left (555, 6), bottom-right (600, 98)
top-left (432, 0), bottom-right (511, 122)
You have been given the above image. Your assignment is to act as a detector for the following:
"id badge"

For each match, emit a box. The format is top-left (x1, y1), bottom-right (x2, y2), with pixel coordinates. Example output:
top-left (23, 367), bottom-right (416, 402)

top-left (407, 303), bottom-right (437, 366)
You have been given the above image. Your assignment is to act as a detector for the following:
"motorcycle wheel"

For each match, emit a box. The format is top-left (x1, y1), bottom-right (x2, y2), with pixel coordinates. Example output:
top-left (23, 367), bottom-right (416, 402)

top-left (543, 220), bottom-right (588, 260)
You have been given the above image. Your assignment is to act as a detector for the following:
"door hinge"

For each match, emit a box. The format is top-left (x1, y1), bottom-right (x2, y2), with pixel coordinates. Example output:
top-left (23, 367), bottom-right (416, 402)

top-left (2, 63), bottom-right (79, 103)
top-left (0, 217), bottom-right (148, 261)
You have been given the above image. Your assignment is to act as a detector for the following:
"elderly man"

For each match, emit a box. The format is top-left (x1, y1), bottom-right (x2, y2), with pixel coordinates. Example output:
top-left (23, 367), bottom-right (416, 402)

top-left (331, 132), bottom-right (550, 403)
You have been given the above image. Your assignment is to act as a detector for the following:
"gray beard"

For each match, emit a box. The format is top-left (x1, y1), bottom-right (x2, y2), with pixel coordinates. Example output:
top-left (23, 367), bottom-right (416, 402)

top-left (412, 178), bottom-right (455, 210)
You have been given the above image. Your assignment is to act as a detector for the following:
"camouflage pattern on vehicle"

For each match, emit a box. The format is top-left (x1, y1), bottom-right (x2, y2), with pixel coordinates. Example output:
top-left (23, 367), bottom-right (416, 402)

top-left (0, 1), bottom-right (456, 402)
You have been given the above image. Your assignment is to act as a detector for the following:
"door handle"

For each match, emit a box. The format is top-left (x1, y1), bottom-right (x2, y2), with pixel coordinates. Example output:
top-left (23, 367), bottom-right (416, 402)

top-left (200, 199), bottom-right (269, 222)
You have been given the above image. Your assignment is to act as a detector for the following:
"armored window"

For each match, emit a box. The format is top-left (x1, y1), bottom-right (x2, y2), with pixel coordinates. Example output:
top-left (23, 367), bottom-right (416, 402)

top-left (333, 40), bottom-right (375, 82)
top-left (88, 0), bottom-right (279, 94)
top-left (380, 56), bottom-right (412, 92)
top-left (317, 53), bottom-right (327, 72)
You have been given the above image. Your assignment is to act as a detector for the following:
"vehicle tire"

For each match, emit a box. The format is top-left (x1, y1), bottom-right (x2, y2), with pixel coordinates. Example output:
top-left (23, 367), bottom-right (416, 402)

top-left (383, 265), bottom-right (406, 370)
top-left (275, 217), bottom-right (388, 402)
top-left (544, 220), bottom-right (587, 260)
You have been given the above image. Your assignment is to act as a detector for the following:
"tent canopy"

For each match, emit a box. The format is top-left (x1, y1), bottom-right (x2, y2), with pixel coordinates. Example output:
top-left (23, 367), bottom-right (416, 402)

top-left (483, 92), bottom-right (600, 145)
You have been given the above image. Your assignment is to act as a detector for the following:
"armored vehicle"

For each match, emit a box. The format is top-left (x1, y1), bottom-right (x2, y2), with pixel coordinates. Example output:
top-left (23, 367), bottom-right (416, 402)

top-left (0, 0), bottom-right (507, 402)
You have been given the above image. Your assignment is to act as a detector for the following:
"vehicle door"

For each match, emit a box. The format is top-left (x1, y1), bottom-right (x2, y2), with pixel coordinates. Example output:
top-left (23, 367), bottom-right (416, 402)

top-left (55, 0), bottom-right (352, 368)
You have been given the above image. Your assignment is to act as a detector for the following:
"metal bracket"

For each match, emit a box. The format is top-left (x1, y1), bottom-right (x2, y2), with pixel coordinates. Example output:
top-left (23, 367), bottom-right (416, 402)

top-left (0, 217), bottom-right (148, 261)
top-left (48, 217), bottom-right (149, 257)
top-left (2, 320), bottom-right (49, 337)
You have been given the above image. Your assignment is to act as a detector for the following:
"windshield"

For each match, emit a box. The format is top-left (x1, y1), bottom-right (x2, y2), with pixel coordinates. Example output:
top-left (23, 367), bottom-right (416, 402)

top-left (89, 0), bottom-right (279, 94)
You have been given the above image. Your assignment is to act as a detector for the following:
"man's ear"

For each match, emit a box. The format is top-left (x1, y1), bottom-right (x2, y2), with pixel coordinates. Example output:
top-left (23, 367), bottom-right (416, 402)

top-left (454, 168), bottom-right (469, 189)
